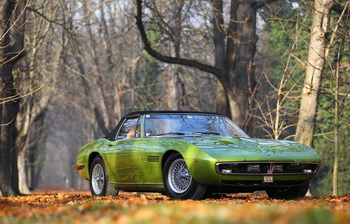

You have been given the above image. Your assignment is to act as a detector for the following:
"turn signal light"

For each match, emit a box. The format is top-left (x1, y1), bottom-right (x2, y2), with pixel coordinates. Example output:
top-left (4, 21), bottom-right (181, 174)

top-left (303, 169), bottom-right (313, 174)
top-left (222, 169), bottom-right (232, 174)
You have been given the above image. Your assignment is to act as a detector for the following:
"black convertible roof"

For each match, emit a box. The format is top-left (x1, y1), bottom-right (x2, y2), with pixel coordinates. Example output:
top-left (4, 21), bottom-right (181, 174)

top-left (125, 110), bottom-right (222, 117)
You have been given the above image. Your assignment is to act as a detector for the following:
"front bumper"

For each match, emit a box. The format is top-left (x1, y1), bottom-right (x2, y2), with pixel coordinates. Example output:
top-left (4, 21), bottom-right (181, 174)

top-left (190, 159), bottom-right (320, 187)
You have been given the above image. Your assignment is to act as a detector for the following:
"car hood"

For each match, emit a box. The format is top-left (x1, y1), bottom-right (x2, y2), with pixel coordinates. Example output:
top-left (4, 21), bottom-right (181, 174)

top-left (184, 136), bottom-right (320, 162)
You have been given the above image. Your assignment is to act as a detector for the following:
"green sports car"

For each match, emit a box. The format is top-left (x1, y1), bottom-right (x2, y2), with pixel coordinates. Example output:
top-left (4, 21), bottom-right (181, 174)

top-left (72, 111), bottom-right (321, 200)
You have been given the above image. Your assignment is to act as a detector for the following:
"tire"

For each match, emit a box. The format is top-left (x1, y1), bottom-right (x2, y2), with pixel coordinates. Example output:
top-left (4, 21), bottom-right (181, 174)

top-left (163, 153), bottom-right (207, 200)
top-left (89, 156), bottom-right (119, 196)
top-left (266, 182), bottom-right (310, 200)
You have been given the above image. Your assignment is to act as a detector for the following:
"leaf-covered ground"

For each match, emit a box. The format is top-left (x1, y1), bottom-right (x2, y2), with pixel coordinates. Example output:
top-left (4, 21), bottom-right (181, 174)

top-left (1, 192), bottom-right (350, 224)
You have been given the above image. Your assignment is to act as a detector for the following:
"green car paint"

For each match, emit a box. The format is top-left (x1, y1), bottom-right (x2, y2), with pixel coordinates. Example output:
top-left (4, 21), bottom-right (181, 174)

top-left (73, 111), bottom-right (321, 193)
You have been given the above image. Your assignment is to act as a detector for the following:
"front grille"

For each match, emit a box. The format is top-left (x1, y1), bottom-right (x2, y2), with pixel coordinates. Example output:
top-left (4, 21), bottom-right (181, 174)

top-left (216, 162), bottom-right (319, 175)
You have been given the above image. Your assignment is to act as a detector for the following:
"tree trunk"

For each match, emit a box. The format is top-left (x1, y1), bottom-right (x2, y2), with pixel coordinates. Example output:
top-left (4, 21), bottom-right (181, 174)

top-left (333, 60), bottom-right (339, 196)
top-left (0, 0), bottom-right (27, 197)
top-left (15, 101), bottom-right (31, 194)
top-left (216, 80), bottom-right (230, 116)
top-left (332, 31), bottom-right (345, 196)
top-left (165, 65), bottom-right (179, 110)
top-left (295, 0), bottom-right (333, 146)
top-left (212, 0), bottom-right (230, 116)
top-left (18, 149), bottom-right (30, 194)
top-left (214, 0), bottom-right (257, 132)
top-left (228, 1), bottom-right (257, 132)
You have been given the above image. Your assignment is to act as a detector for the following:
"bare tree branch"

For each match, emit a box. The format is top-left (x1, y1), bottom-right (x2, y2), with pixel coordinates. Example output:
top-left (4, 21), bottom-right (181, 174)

top-left (135, 0), bottom-right (223, 79)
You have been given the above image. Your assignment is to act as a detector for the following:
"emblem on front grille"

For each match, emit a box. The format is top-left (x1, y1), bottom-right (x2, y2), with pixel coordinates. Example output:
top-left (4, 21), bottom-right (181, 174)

top-left (263, 176), bottom-right (273, 183)
top-left (267, 164), bottom-right (275, 174)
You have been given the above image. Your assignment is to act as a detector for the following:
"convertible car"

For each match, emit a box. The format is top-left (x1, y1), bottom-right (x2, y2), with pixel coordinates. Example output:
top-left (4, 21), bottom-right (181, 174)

top-left (72, 111), bottom-right (320, 200)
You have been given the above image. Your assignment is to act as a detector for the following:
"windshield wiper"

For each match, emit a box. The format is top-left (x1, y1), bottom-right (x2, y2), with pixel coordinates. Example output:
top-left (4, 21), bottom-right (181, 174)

top-left (156, 132), bottom-right (185, 136)
top-left (192, 132), bottom-right (220, 135)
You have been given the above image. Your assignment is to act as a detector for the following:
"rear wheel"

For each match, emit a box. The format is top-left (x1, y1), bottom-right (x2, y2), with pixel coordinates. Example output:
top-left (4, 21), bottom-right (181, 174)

top-left (163, 153), bottom-right (207, 200)
top-left (266, 182), bottom-right (310, 200)
top-left (90, 156), bottom-right (118, 196)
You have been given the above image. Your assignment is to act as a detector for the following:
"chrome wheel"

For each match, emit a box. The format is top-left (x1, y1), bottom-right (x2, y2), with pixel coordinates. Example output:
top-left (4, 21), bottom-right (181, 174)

top-left (163, 153), bottom-right (207, 200)
top-left (91, 163), bottom-right (105, 195)
top-left (168, 158), bottom-right (192, 194)
top-left (89, 156), bottom-right (118, 196)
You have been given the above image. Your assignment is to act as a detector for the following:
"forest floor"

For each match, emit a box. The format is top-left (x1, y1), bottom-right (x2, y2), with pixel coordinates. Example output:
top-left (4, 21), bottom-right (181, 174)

top-left (1, 191), bottom-right (350, 224)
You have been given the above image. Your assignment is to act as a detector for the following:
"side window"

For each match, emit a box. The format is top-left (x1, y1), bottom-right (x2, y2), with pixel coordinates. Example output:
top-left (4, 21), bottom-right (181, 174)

top-left (117, 117), bottom-right (140, 139)
top-left (144, 116), bottom-right (156, 136)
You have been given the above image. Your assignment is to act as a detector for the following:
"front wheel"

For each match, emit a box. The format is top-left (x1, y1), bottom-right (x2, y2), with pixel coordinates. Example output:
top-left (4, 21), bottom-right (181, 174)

top-left (266, 182), bottom-right (310, 200)
top-left (163, 153), bottom-right (207, 200)
top-left (89, 156), bottom-right (118, 196)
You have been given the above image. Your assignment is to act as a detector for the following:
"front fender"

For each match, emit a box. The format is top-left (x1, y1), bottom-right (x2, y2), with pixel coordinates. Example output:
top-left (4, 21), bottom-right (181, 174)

top-left (75, 139), bottom-right (111, 181)
top-left (180, 145), bottom-right (218, 185)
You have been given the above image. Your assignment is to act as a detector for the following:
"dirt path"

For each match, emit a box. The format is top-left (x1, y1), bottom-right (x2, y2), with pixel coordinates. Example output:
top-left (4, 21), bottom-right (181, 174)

top-left (1, 192), bottom-right (350, 223)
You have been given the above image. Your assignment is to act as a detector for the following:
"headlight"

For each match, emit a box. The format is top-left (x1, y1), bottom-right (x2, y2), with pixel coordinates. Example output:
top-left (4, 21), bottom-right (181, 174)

top-left (274, 164), bottom-right (283, 173)
top-left (247, 164), bottom-right (260, 172)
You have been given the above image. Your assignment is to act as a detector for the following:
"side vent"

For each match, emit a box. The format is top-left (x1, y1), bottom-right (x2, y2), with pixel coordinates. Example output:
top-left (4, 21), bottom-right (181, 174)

top-left (147, 156), bottom-right (159, 162)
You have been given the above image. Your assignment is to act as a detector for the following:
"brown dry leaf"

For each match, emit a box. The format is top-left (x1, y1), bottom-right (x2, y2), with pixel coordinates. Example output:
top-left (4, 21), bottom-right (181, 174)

top-left (1, 192), bottom-right (350, 223)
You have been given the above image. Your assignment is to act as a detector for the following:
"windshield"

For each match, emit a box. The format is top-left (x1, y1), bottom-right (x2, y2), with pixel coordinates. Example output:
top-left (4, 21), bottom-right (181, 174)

top-left (144, 114), bottom-right (248, 137)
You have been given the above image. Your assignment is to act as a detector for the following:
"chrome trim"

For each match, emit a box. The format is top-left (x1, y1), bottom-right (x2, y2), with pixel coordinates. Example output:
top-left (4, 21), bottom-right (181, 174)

top-left (144, 135), bottom-right (196, 138)
top-left (146, 156), bottom-right (160, 162)
top-left (215, 161), bottom-right (319, 176)
top-left (111, 182), bottom-right (163, 185)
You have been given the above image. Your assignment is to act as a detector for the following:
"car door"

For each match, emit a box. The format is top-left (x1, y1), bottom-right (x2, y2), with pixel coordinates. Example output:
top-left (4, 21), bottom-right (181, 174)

top-left (106, 115), bottom-right (164, 188)
top-left (105, 116), bottom-right (143, 184)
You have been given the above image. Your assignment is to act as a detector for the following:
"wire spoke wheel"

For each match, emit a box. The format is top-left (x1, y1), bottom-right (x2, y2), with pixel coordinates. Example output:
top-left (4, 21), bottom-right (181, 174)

top-left (163, 153), bottom-right (207, 200)
top-left (168, 158), bottom-right (192, 193)
top-left (89, 156), bottom-right (118, 196)
top-left (91, 164), bottom-right (105, 195)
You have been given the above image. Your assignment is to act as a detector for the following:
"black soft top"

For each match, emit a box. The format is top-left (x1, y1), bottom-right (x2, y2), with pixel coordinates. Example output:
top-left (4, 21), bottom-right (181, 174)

top-left (125, 110), bottom-right (222, 117)
top-left (104, 110), bottom-right (223, 140)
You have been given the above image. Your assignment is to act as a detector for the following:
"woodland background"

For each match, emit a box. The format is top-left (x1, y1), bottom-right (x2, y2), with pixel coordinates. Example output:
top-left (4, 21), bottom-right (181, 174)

top-left (0, 0), bottom-right (349, 197)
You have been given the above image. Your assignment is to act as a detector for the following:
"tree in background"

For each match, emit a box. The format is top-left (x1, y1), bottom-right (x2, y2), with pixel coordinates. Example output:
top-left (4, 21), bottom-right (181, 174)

top-left (295, 0), bottom-right (333, 147)
top-left (259, 0), bottom-right (350, 195)
top-left (136, 0), bottom-right (280, 133)
top-left (313, 1), bottom-right (350, 196)
top-left (0, 0), bottom-right (29, 197)
top-left (252, 2), bottom-right (311, 139)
